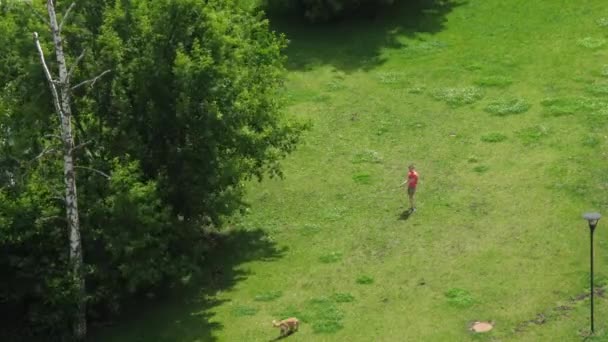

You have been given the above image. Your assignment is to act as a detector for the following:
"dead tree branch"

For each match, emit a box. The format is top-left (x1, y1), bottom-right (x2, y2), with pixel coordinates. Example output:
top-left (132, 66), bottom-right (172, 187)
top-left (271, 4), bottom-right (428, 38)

top-left (74, 166), bottom-right (110, 179)
top-left (38, 215), bottom-right (67, 223)
top-left (71, 69), bottom-right (111, 90)
top-left (44, 133), bottom-right (63, 141)
top-left (59, 2), bottom-right (76, 32)
top-left (31, 146), bottom-right (58, 161)
top-left (33, 32), bottom-right (63, 121)
top-left (70, 140), bottom-right (93, 153)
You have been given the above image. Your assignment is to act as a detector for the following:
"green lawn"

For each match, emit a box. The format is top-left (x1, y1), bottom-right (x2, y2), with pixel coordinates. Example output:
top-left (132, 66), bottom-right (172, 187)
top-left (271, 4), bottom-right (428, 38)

top-left (92, 0), bottom-right (608, 340)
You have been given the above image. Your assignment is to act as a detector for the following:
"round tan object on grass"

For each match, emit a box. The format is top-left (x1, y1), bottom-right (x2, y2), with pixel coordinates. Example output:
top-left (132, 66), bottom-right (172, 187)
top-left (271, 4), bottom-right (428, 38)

top-left (470, 321), bottom-right (493, 333)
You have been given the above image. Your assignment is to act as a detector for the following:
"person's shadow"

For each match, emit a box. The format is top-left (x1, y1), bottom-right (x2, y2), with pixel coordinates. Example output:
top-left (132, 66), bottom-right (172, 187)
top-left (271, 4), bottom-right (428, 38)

top-left (398, 209), bottom-right (412, 221)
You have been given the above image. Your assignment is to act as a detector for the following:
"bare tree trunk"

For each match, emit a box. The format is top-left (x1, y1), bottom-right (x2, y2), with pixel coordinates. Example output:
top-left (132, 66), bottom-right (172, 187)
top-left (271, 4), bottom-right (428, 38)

top-left (34, 1), bottom-right (86, 339)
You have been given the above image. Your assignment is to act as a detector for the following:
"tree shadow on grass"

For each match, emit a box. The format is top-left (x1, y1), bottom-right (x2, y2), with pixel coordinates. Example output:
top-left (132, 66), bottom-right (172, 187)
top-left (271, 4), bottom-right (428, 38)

top-left (267, 0), bottom-right (467, 72)
top-left (89, 228), bottom-right (287, 342)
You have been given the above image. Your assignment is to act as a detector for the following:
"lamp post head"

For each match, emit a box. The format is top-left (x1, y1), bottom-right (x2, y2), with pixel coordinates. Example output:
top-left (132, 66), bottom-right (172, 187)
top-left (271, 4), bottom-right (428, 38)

top-left (583, 212), bottom-right (602, 230)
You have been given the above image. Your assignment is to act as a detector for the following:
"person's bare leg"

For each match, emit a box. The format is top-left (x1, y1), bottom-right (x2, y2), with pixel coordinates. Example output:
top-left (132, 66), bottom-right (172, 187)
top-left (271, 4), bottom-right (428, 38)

top-left (408, 189), bottom-right (416, 212)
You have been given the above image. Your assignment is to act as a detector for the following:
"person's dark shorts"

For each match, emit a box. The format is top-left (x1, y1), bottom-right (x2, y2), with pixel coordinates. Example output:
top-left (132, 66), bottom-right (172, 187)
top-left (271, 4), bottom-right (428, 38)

top-left (408, 186), bottom-right (416, 195)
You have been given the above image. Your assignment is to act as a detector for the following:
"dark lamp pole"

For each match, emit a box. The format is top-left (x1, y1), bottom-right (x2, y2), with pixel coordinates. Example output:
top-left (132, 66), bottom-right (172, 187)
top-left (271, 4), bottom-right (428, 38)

top-left (583, 212), bottom-right (601, 334)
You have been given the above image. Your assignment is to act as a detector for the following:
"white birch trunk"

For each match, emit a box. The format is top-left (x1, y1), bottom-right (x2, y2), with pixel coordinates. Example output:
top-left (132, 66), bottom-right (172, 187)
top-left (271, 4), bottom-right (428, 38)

top-left (34, 1), bottom-right (86, 339)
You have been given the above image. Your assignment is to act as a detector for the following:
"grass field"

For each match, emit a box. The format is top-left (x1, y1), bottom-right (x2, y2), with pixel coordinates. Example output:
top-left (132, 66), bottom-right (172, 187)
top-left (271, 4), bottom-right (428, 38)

top-left (92, 0), bottom-right (608, 340)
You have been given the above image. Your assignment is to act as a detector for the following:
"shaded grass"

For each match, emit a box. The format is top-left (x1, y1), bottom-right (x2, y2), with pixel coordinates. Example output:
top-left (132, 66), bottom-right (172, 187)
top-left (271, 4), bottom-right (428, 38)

top-left (88, 229), bottom-right (286, 342)
top-left (267, 0), bottom-right (466, 71)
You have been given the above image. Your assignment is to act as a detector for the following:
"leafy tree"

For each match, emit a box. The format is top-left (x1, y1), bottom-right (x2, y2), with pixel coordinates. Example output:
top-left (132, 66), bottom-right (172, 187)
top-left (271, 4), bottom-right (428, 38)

top-left (89, 0), bottom-right (301, 223)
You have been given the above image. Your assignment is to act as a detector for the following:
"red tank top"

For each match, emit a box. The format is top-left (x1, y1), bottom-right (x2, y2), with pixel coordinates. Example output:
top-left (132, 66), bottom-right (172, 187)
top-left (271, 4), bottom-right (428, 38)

top-left (408, 170), bottom-right (418, 188)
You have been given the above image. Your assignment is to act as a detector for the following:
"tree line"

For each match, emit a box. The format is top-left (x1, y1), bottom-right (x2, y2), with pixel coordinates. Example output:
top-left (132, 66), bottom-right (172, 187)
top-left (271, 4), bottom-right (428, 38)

top-left (0, 0), bottom-right (302, 340)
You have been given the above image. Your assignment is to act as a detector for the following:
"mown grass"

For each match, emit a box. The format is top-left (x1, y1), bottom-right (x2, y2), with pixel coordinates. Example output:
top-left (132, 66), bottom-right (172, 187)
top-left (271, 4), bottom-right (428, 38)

top-left (92, 0), bottom-right (608, 341)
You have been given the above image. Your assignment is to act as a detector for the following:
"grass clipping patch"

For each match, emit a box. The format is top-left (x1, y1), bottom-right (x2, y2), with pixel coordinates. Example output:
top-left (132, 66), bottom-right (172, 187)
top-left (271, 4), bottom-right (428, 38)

top-left (578, 37), bottom-right (606, 49)
top-left (352, 150), bottom-right (382, 164)
top-left (485, 98), bottom-right (530, 115)
top-left (432, 87), bottom-right (484, 106)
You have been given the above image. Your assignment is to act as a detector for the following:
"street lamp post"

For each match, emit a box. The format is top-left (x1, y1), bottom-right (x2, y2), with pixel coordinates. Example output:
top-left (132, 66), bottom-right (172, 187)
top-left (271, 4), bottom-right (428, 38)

top-left (583, 212), bottom-right (601, 334)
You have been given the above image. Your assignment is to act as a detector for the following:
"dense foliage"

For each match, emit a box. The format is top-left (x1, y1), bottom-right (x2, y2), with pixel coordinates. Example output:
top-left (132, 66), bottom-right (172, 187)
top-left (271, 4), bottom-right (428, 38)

top-left (0, 0), bottom-right (301, 339)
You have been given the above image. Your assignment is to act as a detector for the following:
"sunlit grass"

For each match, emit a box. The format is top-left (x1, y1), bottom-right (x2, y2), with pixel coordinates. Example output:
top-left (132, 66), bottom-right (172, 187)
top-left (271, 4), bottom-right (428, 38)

top-left (92, 0), bottom-right (608, 341)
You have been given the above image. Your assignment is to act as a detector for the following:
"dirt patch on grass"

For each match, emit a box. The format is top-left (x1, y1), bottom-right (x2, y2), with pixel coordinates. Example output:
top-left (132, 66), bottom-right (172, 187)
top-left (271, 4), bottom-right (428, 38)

top-left (470, 321), bottom-right (494, 333)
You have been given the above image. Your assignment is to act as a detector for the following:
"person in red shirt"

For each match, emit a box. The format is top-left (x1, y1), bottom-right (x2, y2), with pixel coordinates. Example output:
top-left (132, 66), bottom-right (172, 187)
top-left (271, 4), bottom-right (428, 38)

top-left (401, 164), bottom-right (419, 212)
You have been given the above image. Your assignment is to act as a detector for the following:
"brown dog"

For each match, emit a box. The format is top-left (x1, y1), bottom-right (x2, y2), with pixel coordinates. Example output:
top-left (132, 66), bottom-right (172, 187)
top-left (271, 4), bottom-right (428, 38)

top-left (272, 317), bottom-right (299, 337)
